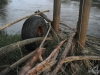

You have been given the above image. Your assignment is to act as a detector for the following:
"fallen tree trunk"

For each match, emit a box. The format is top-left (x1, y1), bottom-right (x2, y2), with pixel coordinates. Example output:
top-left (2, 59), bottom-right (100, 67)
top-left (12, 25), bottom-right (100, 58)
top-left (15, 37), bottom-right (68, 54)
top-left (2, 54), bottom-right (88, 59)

top-left (51, 32), bottom-right (76, 75)
top-left (0, 10), bottom-right (49, 30)
top-left (26, 38), bottom-right (68, 75)
top-left (18, 48), bottom-right (45, 75)
top-left (0, 37), bottom-right (52, 56)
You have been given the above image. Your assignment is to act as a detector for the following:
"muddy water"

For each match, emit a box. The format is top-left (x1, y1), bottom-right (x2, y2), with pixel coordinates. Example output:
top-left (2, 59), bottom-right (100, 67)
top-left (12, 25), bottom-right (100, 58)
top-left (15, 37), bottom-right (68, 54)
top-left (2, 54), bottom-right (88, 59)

top-left (0, 0), bottom-right (100, 37)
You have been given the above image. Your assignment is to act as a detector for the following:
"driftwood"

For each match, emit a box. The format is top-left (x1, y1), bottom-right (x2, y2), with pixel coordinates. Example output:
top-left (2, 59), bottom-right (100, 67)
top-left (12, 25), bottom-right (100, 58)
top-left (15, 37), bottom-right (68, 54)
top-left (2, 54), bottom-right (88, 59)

top-left (36, 56), bottom-right (100, 75)
top-left (34, 61), bottom-right (57, 75)
top-left (0, 49), bottom-right (36, 75)
top-left (32, 56), bottom-right (100, 75)
top-left (26, 38), bottom-right (68, 75)
top-left (0, 37), bottom-right (52, 56)
top-left (63, 56), bottom-right (100, 63)
top-left (51, 32), bottom-right (76, 75)
top-left (43, 48), bottom-right (59, 75)
top-left (35, 10), bottom-right (52, 22)
top-left (18, 21), bottom-right (51, 75)
top-left (0, 10), bottom-right (49, 30)
top-left (43, 51), bottom-right (59, 75)
top-left (18, 48), bottom-right (45, 75)
top-left (1, 9), bottom-right (99, 75)
top-left (36, 11), bottom-right (60, 75)
top-left (30, 56), bottom-right (100, 75)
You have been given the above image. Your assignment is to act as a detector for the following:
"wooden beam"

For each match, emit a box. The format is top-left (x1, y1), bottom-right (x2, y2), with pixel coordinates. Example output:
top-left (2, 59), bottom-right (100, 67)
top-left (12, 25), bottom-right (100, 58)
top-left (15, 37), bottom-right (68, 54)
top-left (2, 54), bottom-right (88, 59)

top-left (53, 0), bottom-right (61, 33)
top-left (76, 0), bottom-right (92, 50)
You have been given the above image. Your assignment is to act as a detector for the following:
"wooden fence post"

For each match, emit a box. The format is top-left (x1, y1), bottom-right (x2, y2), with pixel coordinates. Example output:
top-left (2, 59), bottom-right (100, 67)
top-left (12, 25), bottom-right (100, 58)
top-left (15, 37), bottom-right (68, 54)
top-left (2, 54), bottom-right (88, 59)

top-left (53, 0), bottom-right (61, 33)
top-left (76, 0), bottom-right (92, 50)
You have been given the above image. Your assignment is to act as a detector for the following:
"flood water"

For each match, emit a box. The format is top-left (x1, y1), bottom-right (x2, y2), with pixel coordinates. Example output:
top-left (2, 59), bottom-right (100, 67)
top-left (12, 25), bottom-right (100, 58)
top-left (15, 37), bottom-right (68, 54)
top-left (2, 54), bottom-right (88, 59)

top-left (0, 0), bottom-right (100, 37)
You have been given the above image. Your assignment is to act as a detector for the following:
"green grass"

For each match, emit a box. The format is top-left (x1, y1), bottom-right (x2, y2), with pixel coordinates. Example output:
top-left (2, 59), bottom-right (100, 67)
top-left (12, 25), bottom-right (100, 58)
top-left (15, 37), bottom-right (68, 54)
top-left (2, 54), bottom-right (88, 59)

top-left (0, 31), bottom-right (21, 48)
top-left (0, 31), bottom-right (23, 74)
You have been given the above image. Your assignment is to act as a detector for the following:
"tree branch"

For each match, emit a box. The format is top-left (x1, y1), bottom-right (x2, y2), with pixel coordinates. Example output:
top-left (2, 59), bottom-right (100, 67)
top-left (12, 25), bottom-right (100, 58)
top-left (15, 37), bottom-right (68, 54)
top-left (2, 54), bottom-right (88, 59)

top-left (26, 38), bottom-right (68, 75)
top-left (0, 50), bottom-right (36, 75)
top-left (63, 56), bottom-right (100, 63)
top-left (51, 32), bottom-right (76, 75)
top-left (18, 48), bottom-right (45, 75)
top-left (0, 10), bottom-right (49, 30)
top-left (0, 37), bottom-right (52, 56)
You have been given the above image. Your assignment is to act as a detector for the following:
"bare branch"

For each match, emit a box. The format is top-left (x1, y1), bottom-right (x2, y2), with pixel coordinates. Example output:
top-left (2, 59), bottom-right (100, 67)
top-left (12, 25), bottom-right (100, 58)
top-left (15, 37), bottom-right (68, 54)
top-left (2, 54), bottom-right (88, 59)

top-left (18, 48), bottom-right (45, 75)
top-left (0, 37), bottom-right (51, 75)
top-left (0, 10), bottom-right (49, 30)
top-left (0, 37), bottom-right (52, 56)
top-left (0, 50), bottom-right (36, 75)
top-left (63, 56), bottom-right (100, 63)
top-left (26, 38), bottom-right (68, 75)
top-left (51, 32), bottom-right (76, 75)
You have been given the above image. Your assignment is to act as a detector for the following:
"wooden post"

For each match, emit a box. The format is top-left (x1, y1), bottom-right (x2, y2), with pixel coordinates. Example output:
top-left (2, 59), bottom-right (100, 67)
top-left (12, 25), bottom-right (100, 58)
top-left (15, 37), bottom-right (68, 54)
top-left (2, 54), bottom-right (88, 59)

top-left (53, 0), bottom-right (61, 33)
top-left (76, 0), bottom-right (92, 50)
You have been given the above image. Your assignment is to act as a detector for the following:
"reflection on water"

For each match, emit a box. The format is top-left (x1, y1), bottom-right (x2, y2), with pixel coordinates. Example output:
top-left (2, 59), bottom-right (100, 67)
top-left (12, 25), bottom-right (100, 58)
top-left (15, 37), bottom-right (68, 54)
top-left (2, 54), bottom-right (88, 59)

top-left (61, 0), bottom-right (71, 3)
top-left (0, 0), bottom-right (100, 37)
top-left (0, 0), bottom-right (8, 20)
top-left (0, 0), bottom-right (8, 8)
top-left (92, 0), bottom-right (100, 9)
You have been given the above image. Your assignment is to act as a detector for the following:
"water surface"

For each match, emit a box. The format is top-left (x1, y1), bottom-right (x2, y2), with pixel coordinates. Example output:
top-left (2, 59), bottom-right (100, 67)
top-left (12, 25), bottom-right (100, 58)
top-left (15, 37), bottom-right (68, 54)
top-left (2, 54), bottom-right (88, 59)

top-left (0, 0), bottom-right (100, 37)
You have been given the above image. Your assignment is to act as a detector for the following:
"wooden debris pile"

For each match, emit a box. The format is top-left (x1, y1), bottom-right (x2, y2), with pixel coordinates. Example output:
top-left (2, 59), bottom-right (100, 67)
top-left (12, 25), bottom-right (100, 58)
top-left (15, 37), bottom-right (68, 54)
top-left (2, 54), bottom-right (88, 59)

top-left (0, 10), bottom-right (100, 75)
